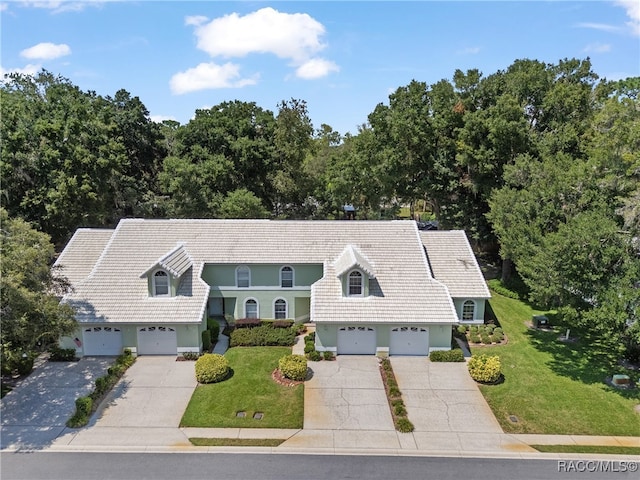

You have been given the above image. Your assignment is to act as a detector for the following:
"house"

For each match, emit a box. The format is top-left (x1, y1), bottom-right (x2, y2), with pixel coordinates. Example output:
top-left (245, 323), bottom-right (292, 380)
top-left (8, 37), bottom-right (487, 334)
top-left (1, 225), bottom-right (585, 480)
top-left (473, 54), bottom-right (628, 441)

top-left (55, 219), bottom-right (489, 357)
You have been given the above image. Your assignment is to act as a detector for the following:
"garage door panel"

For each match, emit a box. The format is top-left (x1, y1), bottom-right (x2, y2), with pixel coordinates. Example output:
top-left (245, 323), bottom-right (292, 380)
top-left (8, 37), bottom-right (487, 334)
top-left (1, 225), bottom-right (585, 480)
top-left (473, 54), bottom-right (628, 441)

top-left (137, 326), bottom-right (177, 355)
top-left (83, 326), bottom-right (123, 356)
top-left (337, 326), bottom-right (376, 355)
top-left (390, 326), bottom-right (429, 356)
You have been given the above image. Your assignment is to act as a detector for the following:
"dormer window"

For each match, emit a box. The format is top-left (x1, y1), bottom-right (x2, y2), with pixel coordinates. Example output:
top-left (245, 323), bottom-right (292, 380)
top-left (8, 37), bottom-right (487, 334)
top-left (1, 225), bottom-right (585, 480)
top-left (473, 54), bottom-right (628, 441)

top-left (280, 266), bottom-right (293, 288)
top-left (153, 270), bottom-right (169, 296)
top-left (348, 270), bottom-right (363, 296)
top-left (236, 265), bottom-right (250, 288)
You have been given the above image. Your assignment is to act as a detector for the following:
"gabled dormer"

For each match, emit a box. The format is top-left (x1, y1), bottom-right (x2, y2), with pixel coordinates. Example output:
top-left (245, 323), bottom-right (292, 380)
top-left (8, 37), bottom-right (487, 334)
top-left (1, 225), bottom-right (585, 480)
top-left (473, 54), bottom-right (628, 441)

top-left (141, 244), bottom-right (193, 297)
top-left (334, 244), bottom-right (376, 297)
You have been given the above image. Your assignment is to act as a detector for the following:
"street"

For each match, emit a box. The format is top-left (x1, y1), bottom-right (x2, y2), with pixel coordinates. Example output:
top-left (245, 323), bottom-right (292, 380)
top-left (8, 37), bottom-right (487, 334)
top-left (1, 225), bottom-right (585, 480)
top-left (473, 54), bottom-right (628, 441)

top-left (2, 452), bottom-right (638, 480)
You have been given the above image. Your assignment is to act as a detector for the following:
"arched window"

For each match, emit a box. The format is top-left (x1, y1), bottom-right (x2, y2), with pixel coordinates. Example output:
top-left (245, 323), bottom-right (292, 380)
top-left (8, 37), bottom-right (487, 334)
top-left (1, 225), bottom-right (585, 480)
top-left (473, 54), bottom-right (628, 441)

top-left (462, 300), bottom-right (475, 321)
top-left (274, 298), bottom-right (287, 319)
top-left (280, 266), bottom-right (293, 288)
top-left (245, 298), bottom-right (258, 318)
top-left (153, 270), bottom-right (169, 296)
top-left (348, 270), bottom-right (363, 296)
top-left (236, 265), bottom-right (250, 288)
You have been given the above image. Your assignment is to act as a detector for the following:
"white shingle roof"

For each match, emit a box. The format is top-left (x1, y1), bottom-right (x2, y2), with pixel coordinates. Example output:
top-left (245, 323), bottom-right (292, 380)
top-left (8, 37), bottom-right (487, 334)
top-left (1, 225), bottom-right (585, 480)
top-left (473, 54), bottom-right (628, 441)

top-left (334, 244), bottom-right (376, 278)
top-left (420, 230), bottom-right (491, 299)
top-left (53, 229), bottom-right (114, 286)
top-left (58, 219), bottom-right (461, 325)
top-left (141, 244), bottom-right (193, 278)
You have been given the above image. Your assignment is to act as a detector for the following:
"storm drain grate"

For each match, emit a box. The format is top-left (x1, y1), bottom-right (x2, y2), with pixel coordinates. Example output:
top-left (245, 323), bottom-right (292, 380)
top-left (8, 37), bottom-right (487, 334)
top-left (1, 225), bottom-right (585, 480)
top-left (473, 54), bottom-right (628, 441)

top-left (508, 415), bottom-right (519, 423)
top-left (253, 412), bottom-right (264, 420)
top-left (236, 411), bottom-right (246, 418)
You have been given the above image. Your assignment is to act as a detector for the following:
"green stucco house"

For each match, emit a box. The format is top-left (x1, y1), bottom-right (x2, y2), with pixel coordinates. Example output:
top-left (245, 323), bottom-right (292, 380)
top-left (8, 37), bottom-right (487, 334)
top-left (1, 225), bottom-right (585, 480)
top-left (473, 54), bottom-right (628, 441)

top-left (55, 219), bottom-right (489, 356)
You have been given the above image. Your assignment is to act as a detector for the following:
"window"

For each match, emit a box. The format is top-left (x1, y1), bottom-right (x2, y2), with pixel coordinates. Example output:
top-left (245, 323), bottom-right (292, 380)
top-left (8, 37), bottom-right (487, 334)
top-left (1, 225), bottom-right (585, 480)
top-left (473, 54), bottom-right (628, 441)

top-left (274, 298), bottom-right (287, 319)
top-left (462, 300), bottom-right (475, 321)
top-left (280, 266), bottom-right (293, 288)
top-left (236, 266), bottom-right (250, 288)
top-left (245, 298), bottom-right (258, 318)
top-left (348, 270), bottom-right (363, 296)
top-left (153, 270), bottom-right (169, 296)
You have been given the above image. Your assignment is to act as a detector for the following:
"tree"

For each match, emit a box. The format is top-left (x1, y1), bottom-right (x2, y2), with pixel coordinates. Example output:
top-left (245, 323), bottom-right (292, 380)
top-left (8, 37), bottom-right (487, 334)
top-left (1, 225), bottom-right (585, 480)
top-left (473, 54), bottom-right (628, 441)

top-left (0, 209), bottom-right (76, 374)
top-left (218, 188), bottom-right (269, 219)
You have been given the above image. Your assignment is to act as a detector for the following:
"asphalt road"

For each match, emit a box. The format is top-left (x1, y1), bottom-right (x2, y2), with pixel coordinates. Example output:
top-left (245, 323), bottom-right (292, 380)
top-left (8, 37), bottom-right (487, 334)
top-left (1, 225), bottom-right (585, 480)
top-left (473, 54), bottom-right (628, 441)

top-left (2, 452), bottom-right (638, 480)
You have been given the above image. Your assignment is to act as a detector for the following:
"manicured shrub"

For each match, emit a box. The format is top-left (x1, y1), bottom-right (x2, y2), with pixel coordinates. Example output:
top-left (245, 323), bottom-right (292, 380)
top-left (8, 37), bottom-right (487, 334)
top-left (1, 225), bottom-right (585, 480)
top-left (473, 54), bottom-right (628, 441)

top-left (49, 346), bottom-right (76, 362)
top-left (494, 327), bottom-right (503, 335)
top-left (480, 333), bottom-right (492, 344)
top-left (278, 354), bottom-right (308, 381)
top-left (273, 320), bottom-right (294, 328)
top-left (304, 342), bottom-right (315, 354)
top-left (202, 329), bottom-right (212, 352)
top-left (322, 351), bottom-right (334, 361)
top-left (209, 322), bottom-right (220, 342)
top-left (469, 334), bottom-right (481, 344)
top-left (456, 325), bottom-right (467, 335)
top-left (304, 332), bottom-right (316, 343)
top-left (486, 324), bottom-right (496, 332)
top-left (195, 353), bottom-right (230, 384)
top-left (391, 398), bottom-right (404, 408)
top-left (292, 323), bottom-right (306, 335)
top-left (306, 350), bottom-right (321, 361)
top-left (430, 349), bottom-right (465, 362)
top-left (94, 376), bottom-right (109, 395)
top-left (395, 417), bottom-right (414, 433)
top-left (229, 325), bottom-right (295, 347)
top-left (15, 355), bottom-right (35, 376)
top-left (76, 396), bottom-right (92, 416)
top-left (468, 354), bottom-right (501, 383)
top-left (235, 318), bottom-right (262, 328)
top-left (389, 386), bottom-right (401, 398)
top-left (182, 352), bottom-right (200, 361)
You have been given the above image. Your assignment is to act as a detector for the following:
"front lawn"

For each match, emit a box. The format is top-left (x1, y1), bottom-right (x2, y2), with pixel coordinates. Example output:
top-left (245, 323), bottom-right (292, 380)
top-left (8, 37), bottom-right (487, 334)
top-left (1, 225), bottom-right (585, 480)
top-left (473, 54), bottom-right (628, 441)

top-left (475, 293), bottom-right (639, 436)
top-left (180, 346), bottom-right (303, 429)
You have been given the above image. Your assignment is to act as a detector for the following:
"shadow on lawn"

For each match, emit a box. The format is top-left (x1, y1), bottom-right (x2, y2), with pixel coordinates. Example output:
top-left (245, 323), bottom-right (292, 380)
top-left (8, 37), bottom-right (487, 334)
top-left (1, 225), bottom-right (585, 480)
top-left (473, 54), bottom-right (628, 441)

top-left (526, 327), bottom-right (639, 400)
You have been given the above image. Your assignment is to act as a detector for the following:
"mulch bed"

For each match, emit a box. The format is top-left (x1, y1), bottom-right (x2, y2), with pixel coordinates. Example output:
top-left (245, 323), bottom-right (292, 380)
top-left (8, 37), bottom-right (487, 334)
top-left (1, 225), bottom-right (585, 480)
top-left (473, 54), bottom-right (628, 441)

top-left (271, 368), bottom-right (304, 387)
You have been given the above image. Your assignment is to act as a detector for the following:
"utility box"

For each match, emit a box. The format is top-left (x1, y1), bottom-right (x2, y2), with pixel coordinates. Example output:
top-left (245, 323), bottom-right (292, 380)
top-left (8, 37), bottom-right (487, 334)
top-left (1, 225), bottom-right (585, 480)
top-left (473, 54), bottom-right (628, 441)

top-left (532, 315), bottom-right (549, 328)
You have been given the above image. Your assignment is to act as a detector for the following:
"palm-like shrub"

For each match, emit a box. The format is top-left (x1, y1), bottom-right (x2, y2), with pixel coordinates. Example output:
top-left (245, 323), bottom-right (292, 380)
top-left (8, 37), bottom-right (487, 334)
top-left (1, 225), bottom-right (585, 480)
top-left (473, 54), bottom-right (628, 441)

top-left (195, 353), bottom-right (230, 383)
top-left (278, 354), bottom-right (308, 381)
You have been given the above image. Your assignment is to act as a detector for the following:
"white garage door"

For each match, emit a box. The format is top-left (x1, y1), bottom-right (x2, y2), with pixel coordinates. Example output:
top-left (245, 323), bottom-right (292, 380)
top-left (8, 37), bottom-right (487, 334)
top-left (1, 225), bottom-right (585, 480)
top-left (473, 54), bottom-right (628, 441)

top-left (390, 326), bottom-right (429, 356)
top-left (337, 326), bottom-right (376, 355)
top-left (137, 326), bottom-right (177, 355)
top-left (82, 326), bottom-right (123, 356)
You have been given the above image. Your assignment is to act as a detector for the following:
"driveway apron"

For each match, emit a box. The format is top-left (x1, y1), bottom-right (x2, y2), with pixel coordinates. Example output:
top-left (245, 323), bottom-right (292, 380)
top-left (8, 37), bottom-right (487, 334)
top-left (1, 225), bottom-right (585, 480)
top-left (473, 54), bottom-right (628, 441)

top-left (304, 356), bottom-right (394, 431)
top-left (1, 357), bottom-right (113, 450)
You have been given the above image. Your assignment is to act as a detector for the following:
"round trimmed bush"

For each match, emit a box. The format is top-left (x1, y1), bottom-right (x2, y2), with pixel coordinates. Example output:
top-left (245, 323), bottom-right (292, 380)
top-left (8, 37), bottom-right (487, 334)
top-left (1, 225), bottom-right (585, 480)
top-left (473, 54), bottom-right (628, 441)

top-left (467, 354), bottom-right (501, 383)
top-left (195, 353), bottom-right (230, 384)
top-left (279, 354), bottom-right (308, 381)
top-left (469, 334), bottom-right (481, 344)
top-left (306, 350), bottom-right (321, 362)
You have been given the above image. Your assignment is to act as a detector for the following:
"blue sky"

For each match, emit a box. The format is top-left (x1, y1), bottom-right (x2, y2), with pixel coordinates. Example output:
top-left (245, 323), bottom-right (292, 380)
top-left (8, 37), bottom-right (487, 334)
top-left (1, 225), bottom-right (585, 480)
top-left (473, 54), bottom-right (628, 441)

top-left (2, 1), bottom-right (639, 135)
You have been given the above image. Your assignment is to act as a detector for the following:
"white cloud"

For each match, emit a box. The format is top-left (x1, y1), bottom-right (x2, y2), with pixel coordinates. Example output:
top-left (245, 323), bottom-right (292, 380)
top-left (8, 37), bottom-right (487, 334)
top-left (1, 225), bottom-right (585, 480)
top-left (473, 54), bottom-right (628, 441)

top-left (0, 4), bottom-right (8, 12)
top-left (170, 62), bottom-right (259, 94)
top-left (576, 22), bottom-right (622, 33)
top-left (19, 1), bottom-right (100, 14)
top-left (20, 42), bottom-right (71, 60)
top-left (192, 7), bottom-right (326, 62)
top-left (1, 63), bottom-right (42, 77)
top-left (615, 0), bottom-right (640, 36)
top-left (295, 58), bottom-right (339, 79)
top-left (456, 46), bottom-right (481, 55)
top-left (583, 42), bottom-right (612, 53)
top-left (150, 115), bottom-right (177, 123)
top-left (185, 15), bottom-right (207, 27)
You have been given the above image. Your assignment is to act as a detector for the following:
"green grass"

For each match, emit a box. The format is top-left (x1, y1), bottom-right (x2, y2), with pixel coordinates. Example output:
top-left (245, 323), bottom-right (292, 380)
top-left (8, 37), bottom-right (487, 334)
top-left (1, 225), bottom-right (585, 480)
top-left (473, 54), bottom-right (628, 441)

top-left (189, 438), bottom-right (285, 447)
top-left (180, 346), bottom-right (303, 429)
top-left (532, 445), bottom-right (640, 455)
top-left (475, 293), bottom-right (640, 436)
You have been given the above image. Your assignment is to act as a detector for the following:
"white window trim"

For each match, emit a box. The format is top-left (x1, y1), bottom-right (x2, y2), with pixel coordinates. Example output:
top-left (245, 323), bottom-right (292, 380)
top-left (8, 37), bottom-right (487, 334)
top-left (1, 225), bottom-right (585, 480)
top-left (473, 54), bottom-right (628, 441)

top-left (244, 297), bottom-right (259, 318)
top-left (273, 297), bottom-right (288, 319)
top-left (462, 300), bottom-right (476, 321)
top-left (152, 269), bottom-right (170, 297)
top-left (236, 265), bottom-right (251, 288)
top-left (347, 269), bottom-right (364, 297)
top-left (280, 265), bottom-right (294, 288)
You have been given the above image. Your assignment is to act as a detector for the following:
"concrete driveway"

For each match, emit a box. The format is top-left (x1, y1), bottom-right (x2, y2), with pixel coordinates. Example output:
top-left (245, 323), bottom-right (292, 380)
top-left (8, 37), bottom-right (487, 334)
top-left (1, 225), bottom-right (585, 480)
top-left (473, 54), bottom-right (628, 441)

top-left (53, 356), bottom-right (198, 448)
top-left (1, 357), bottom-right (113, 450)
